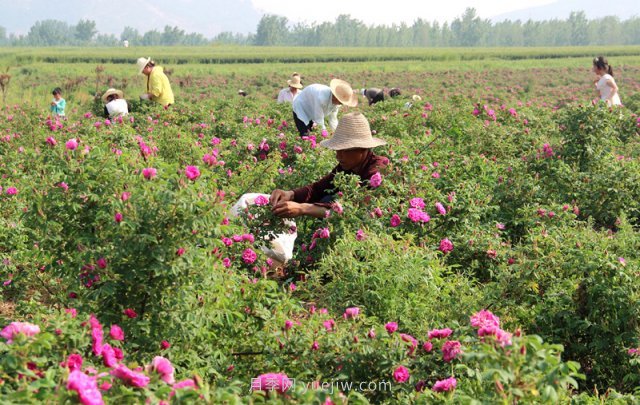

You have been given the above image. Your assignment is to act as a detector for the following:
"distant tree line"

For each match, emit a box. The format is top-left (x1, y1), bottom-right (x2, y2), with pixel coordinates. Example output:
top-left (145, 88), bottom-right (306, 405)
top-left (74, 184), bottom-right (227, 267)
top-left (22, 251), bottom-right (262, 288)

top-left (0, 20), bottom-right (209, 46)
top-left (1, 9), bottom-right (640, 47)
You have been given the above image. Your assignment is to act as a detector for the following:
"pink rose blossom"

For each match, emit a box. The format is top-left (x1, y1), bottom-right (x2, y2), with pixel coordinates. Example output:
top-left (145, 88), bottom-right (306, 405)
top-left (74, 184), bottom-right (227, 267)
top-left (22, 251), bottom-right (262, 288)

top-left (110, 364), bottom-right (150, 388)
top-left (184, 165), bottom-right (200, 180)
top-left (428, 328), bottom-right (453, 340)
top-left (101, 343), bottom-right (118, 368)
top-left (142, 167), bottom-right (157, 180)
top-left (369, 172), bottom-right (382, 188)
top-left (400, 333), bottom-right (419, 354)
top-left (242, 248), bottom-right (257, 264)
top-left (390, 214), bottom-right (401, 227)
top-left (435, 202), bottom-right (446, 215)
top-left (67, 354), bottom-right (83, 371)
top-left (432, 377), bottom-right (457, 392)
top-left (1, 322), bottom-right (41, 343)
top-left (407, 208), bottom-right (430, 223)
top-left (470, 310), bottom-right (500, 329)
top-left (409, 198), bottom-right (425, 209)
top-left (66, 138), bottom-right (79, 150)
top-left (67, 370), bottom-right (104, 405)
top-left (109, 325), bottom-right (124, 341)
top-left (439, 239), bottom-right (453, 254)
top-left (422, 341), bottom-right (433, 352)
top-left (150, 356), bottom-right (175, 384)
top-left (114, 212), bottom-right (123, 223)
top-left (385, 322), bottom-right (398, 334)
top-left (344, 307), bottom-right (360, 319)
top-left (393, 365), bottom-right (410, 383)
top-left (254, 195), bottom-right (269, 206)
top-left (442, 340), bottom-right (462, 362)
top-left (356, 229), bottom-right (366, 241)
top-left (251, 373), bottom-right (293, 393)
top-left (317, 228), bottom-right (330, 239)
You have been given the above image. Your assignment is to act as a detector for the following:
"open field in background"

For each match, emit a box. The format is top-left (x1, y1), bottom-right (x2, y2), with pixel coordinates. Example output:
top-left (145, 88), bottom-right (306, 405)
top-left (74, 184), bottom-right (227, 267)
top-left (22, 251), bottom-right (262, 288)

top-left (1, 46), bottom-right (640, 109)
top-left (3, 45), bottom-right (640, 64)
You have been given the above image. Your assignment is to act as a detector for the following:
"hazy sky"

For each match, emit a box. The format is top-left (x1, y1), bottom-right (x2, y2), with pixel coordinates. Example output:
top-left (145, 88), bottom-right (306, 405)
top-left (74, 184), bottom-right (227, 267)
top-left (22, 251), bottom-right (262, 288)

top-left (250, 0), bottom-right (557, 25)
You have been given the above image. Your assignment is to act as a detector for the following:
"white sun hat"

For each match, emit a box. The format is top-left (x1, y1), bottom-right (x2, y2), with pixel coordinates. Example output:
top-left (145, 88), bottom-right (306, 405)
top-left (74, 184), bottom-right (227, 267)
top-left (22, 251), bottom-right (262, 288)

top-left (136, 57), bottom-right (151, 75)
top-left (329, 78), bottom-right (358, 107)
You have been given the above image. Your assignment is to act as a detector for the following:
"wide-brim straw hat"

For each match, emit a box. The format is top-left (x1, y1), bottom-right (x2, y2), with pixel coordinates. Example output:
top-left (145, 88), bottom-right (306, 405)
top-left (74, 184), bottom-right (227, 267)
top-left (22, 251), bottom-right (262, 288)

top-left (329, 78), bottom-right (358, 107)
top-left (287, 75), bottom-right (303, 89)
top-left (136, 57), bottom-right (151, 74)
top-left (319, 112), bottom-right (386, 150)
top-left (102, 88), bottom-right (124, 103)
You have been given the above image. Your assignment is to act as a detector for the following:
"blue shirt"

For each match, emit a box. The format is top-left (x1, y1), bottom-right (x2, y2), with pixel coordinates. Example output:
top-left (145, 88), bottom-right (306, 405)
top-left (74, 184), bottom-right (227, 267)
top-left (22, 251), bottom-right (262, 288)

top-left (50, 98), bottom-right (66, 116)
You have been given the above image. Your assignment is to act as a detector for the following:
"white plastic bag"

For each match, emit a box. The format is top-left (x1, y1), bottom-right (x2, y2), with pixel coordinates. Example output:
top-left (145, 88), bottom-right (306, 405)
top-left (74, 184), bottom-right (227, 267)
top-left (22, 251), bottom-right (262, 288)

top-left (230, 193), bottom-right (297, 264)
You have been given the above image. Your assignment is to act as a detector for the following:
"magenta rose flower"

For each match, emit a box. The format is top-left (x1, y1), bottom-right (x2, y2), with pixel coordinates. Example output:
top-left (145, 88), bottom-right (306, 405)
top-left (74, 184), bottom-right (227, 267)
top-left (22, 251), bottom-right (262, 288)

top-left (109, 325), bottom-right (124, 341)
top-left (369, 172), bottom-right (382, 188)
top-left (67, 370), bottom-right (103, 405)
top-left (470, 309), bottom-right (500, 329)
top-left (385, 322), bottom-right (398, 334)
top-left (439, 238), bottom-right (453, 254)
top-left (432, 376), bottom-right (457, 392)
top-left (1, 322), bottom-right (40, 343)
top-left (251, 373), bottom-right (293, 393)
top-left (254, 195), bottom-right (269, 206)
top-left (442, 340), bottom-right (462, 362)
top-left (409, 197), bottom-right (425, 209)
top-left (66, 354), bottom-right (83, 371)
top-left (110, 364), bottom-right (150, 388)
top-left (344, 307), bottom-right (360, 319)
top-left (393, 365), bottom-right (410, 383)
top-left (184, 165), bottom-right (200, 180)
top-left (150, 356), bottom-right (175, 384)
top-left (142, 167), bottom-right (157, 180)
top-left (242, 248), bottom-right (257, 264)
top-left (428, 328), bottom-right (453, 340)
top-left (65, 138), bottom-right (79, 150)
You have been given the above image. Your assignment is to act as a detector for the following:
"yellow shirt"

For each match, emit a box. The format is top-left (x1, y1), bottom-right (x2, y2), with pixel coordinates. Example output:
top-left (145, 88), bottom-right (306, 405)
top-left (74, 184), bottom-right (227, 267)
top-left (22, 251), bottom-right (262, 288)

top-left (147, 66), bottom-right (174, 106)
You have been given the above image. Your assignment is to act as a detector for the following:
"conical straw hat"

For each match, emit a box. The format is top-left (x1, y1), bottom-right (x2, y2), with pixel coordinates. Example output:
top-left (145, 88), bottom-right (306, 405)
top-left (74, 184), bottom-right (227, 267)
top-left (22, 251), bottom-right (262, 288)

top-left (319, 112), bottom-right (386, 150)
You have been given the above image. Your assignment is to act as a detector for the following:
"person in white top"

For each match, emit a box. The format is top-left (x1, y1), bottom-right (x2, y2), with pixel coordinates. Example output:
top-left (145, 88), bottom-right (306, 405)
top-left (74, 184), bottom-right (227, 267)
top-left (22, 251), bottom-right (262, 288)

top-left (592, 56), bottom-right (621, 107)
top-left (277, 73), bottom-right (303, 103)
top-left (102, 88), bottom-right (129, 119)
top-left (292, 78), bottom-right (358, 137)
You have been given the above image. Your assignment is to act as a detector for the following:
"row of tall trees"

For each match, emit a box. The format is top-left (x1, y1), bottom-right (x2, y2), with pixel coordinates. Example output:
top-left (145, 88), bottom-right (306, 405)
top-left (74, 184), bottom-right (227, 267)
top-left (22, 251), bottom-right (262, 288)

top-left (1, 10), bottom-right (640, 47)
top-left (252, 10), bottom-right (640, 47)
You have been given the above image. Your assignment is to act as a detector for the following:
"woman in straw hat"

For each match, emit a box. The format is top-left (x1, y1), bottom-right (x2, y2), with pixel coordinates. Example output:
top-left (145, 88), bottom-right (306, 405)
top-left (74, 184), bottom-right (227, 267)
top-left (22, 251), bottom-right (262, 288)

top-left (136, 57), bottom-right (174, 107)
top-left (270, 112), bottom-right (387, 218)
top-left (292, 78), bottom-right (358, 136)
top-left (102, 88), bottom-right (129, 119)
top-left (277, 72), bottom-right (303, 103)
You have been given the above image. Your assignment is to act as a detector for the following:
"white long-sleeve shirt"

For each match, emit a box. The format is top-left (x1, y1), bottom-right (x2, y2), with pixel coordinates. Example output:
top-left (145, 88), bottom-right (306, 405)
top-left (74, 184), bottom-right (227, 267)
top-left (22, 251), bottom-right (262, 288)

top-left (277, 87), bottom-right (299, 103)
top-left (106, 99), bottom-right (129, 118)
top-left (292, 84), bottom-right (340, 131)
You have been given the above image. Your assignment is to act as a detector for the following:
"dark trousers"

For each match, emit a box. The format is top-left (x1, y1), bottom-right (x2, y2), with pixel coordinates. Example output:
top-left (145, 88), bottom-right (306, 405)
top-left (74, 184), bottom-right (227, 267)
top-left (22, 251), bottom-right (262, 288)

top-left (293, 111), bottom-right (313, 137)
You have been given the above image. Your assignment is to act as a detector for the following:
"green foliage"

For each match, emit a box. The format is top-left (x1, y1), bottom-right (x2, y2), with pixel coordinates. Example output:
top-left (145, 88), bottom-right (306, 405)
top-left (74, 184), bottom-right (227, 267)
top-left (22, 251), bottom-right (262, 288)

top-left (0, 65), bottom-right (639, 403)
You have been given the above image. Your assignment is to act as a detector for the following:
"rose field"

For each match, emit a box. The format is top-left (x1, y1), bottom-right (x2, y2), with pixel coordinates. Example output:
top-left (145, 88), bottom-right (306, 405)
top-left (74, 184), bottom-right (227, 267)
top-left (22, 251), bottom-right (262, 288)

top-left (1, 47), bottom-right (640, 403)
